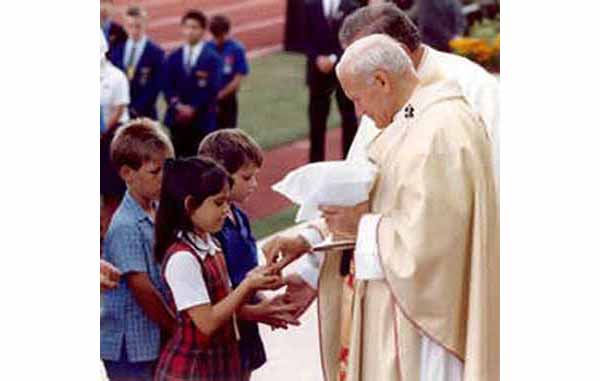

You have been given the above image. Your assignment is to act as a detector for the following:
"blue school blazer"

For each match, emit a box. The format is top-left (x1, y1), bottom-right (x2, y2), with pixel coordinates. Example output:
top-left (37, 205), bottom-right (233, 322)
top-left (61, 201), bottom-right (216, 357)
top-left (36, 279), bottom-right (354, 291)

top-left (109, 39), bottom-right (165, 120)
top-left (162, 44), bottom-right (223, 134)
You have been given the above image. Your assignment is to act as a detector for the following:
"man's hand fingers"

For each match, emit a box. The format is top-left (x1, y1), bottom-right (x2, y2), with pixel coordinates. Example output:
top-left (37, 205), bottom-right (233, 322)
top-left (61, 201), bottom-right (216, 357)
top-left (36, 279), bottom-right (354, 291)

top-left (262, 240), bottom-right (282, 265)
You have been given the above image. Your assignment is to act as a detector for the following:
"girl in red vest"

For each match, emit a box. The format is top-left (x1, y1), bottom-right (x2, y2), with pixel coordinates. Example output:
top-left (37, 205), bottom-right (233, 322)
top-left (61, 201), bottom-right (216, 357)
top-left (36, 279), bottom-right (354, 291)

top-left (154, 157), bottom-right (284, 381)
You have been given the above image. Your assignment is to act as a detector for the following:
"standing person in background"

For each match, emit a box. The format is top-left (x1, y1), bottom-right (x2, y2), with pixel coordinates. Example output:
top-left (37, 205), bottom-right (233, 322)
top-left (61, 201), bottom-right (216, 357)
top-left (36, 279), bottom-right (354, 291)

top-left (418, 0), bottom-right (466, 51)
top-left (207, 15), bottom-right (250, 130)
top-left (101, 0), bottom-right (128, 56)
top-left (304, 0), bottom-right (360, 162)
top-left (163, 10), bottom-right (223, 158)
top-left (110, 6), bottom-right (165, 120)
top-left (101, 31), bottom-right (130, 240)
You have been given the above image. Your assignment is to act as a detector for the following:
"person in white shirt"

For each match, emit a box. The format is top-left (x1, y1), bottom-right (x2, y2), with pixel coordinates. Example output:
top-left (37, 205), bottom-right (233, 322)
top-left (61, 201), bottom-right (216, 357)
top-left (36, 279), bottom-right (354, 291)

top-left (100, 31), bottom-right (130, 239)
top-left (101, 32), bottom-right (130, 132)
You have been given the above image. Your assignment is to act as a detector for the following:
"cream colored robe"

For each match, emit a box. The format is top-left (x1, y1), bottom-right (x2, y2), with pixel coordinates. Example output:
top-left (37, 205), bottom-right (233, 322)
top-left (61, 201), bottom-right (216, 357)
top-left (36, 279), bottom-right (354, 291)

top-left (316, 76), bottom-right (499, 381)
top-left (347, 46), bottom-right (499, 185)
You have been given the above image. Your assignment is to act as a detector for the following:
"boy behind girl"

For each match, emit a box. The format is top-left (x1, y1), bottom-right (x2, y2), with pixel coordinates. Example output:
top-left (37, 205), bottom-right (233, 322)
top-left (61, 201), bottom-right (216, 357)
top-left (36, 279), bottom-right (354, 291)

top-left (101, 119), bottom-right (176, 381)
top-left (207, 15), bottom-right (249, 129)
top-left (198, 130), bottom-right (301, 379)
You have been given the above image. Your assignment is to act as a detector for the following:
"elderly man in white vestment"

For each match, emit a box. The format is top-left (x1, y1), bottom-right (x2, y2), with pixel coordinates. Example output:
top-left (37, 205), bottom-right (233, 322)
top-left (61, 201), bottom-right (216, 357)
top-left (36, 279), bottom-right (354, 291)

top-left (263, 34), bottom-right (499, 381)
top-left (340, 3), bottom-right (499, 180)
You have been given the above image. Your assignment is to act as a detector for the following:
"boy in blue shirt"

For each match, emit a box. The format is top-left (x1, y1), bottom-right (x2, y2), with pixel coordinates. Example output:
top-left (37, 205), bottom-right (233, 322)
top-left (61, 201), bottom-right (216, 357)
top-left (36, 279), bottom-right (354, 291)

top-left (109, 6), bottom-right (165, 120)
top-left (163, 10), bottom-right (223, 157)
top-left (198, 129), bottom-right (301, 379)
top-left (101, 119), bottom-right (176, 381)
top-left (207, 15), bottom-right (250, 130)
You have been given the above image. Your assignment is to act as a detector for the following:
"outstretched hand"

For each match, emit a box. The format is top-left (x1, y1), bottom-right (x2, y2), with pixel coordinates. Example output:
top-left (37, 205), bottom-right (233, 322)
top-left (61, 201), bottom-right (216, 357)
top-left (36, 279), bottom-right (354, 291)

top-left (274, 273), bottom-right (317, 320)
top-left (261, 235), bottom-right (312, 272)
top-left (244, 265), bottom-right (285, 291)
top-left (243, 295), bottom-right (301, 330)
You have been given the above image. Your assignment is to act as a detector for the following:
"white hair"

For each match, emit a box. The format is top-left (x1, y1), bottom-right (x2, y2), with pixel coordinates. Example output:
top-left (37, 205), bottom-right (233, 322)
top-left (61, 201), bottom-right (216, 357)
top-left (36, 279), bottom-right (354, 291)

top-left (336, 33), bottom-right (412, 84)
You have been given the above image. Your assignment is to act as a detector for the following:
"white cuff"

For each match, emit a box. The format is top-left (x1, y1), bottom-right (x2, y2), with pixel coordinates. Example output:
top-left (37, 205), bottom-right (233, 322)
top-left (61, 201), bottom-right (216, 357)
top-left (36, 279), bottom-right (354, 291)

top-left (297, 253), bottom-right (322, 289)
top-left (354, 214), bottom-right (385, 280)
top-left (299, 226), bottom-right (325, 248)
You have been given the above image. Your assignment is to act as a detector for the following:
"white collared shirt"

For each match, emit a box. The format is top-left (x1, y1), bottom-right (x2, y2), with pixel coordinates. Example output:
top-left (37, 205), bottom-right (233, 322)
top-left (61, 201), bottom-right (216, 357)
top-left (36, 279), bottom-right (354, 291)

top-left (164, 231), bottom-right (221, 311)
top-left (123, 35), bottom-right (147, 70)
top-left (100, 60), bottom-right (130, 124)
top-left (322, 0), bottom-right (341, 18)
top-left (183, 42), bottom-right (204, 71)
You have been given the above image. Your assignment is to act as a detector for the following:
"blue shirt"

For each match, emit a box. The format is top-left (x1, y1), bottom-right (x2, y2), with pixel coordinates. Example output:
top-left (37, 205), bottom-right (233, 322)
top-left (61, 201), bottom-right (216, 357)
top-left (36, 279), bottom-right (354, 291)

top-left (214, 205), bottom-right (266, 371)
top-left (215, 205), bottom-right (258, 288)
top-left (100, 191), bottom-right (167, 362)
top-left (207, 39), bottom-right (249, 91)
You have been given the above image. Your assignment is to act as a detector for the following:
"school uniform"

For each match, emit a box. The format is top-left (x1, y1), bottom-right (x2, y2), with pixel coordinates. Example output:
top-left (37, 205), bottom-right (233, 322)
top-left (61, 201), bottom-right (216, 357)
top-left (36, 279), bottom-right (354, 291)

top-left (163, 42), bottom-right (223, 157)
top-left (207, 39), bottom-right (249, 129)
top-left (101, 192), bottom-right (168, 380)
top-left (110, 36), bottom-right (165, 120)
top-left (156, 232), bottom-right (242, 381)
top-left (215, 205), bottom-right (267, 373)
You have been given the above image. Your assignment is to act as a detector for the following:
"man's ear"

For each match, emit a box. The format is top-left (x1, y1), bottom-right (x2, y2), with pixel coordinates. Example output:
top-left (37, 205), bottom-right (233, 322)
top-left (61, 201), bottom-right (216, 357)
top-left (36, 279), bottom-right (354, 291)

top-left (374, 70), bottom-right (391, 94)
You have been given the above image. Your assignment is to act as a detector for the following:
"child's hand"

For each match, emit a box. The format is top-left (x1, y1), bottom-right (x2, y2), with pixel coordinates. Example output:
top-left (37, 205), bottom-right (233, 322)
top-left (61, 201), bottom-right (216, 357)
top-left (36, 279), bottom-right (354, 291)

top-left (243, 296), bottom-right (301, 330)
top-left (244, 265), bottom-right (285, 291)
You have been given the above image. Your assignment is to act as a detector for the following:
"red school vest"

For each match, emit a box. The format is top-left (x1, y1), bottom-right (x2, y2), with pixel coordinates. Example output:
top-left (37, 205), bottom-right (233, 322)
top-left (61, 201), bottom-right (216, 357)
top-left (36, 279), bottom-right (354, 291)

top-left (155, 239), bottom-right (242, 381)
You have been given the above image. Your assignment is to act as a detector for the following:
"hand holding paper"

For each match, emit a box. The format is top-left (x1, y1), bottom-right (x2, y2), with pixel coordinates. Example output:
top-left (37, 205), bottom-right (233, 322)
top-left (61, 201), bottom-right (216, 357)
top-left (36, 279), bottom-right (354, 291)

top-left (319, 201), bottom-right (370, 239)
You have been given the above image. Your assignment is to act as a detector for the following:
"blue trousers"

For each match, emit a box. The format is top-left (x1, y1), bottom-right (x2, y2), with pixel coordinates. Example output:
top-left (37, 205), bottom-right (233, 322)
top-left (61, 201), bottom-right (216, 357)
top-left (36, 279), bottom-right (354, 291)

top-left (103, 340), bottom-right (156, 381)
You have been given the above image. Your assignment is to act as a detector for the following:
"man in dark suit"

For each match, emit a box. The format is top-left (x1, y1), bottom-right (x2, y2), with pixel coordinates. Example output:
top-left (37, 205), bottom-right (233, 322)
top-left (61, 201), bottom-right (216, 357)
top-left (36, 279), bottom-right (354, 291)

top-left (163, 10), bottom-right (223, 158)
top-left (101, 0), bottom-right (127, 55)
top-left (304, 0), bottom-right (360, 162)
top-left (109, 6), bottom-right (165, 120)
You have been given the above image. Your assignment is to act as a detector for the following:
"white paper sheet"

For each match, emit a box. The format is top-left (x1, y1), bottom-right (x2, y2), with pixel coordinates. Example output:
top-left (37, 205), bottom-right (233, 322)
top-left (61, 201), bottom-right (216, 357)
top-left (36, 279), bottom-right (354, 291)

top-left (272, 160), bottom-right (379, 222)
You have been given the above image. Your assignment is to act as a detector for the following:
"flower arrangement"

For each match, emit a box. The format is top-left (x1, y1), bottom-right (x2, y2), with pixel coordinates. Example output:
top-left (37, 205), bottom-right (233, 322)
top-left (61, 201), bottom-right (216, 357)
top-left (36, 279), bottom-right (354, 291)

top-left (450, 16), bottom-right (500, 72)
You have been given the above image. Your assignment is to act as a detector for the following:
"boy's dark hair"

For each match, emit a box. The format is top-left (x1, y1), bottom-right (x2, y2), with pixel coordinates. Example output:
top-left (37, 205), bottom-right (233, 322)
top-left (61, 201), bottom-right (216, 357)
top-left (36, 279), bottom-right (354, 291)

top-left (181, 10), bottom-right (207, 28)
top-left (110, 118), bottom-right (174, 171)
top-left (125, 5), bottom-right (147, 18)
top-left (339, 3), bottom-right (421, 52)
top-left (197, 129), bottom-right (263, 175)
top-left (154, 157), bottom-right (232, 263)
top-left (209, 15), bottom-right (231, 37)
